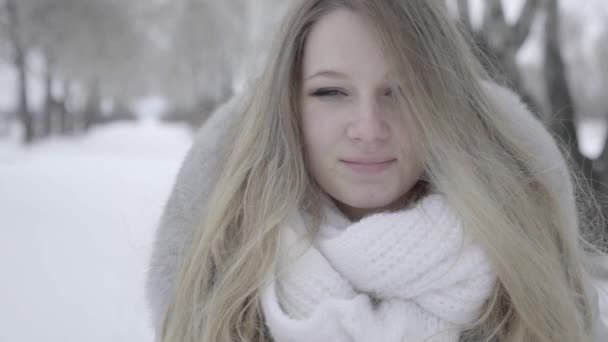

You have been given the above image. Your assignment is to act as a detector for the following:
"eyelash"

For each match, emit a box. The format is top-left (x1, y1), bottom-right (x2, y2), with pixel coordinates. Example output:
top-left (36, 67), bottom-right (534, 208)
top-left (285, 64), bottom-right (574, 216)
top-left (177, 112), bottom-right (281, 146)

top-left (310, 88), bottom-right (394, 97)
top-left (311, 88), bottom-right (346, 97)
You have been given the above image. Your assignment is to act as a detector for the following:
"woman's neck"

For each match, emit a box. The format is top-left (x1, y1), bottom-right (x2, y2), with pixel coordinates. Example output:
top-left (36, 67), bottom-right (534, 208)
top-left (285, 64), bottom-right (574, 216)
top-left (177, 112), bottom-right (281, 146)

top-left (332, 179), bottom-right (431, 221)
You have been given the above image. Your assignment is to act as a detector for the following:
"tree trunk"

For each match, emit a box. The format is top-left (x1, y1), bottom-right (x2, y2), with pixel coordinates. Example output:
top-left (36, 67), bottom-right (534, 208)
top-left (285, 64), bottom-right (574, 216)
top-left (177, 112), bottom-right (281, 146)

top-left (544, 0), bottom-right (607, 229)
top-left (58, 80), bottom-right (73, 135)
top-left (544, 0), bottom-right (583, 164)
top-left (83, 79), bottom-right (101, 131)
top-left (42, 65), bottom-right (54, 137)
top-left (58, 93), bottom-right (69, 135)
top-left (459, 0), bottom-right (541, 113)
top-left (16, 51), bottom-right (33, 143)
top-left (5, 0), bottom-right (34, 144)
top-left (0, 110), bottom-right (10, 137)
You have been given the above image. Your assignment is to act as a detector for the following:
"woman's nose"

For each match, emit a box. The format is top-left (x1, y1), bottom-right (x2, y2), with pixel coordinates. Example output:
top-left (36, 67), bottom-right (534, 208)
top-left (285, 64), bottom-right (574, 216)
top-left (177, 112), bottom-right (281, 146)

top-left (346, 98), bottom-right (390, 143)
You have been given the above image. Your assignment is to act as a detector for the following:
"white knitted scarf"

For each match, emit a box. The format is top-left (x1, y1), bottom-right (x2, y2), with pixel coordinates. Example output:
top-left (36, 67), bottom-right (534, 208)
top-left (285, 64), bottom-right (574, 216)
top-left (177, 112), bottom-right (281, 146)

top-left (260, 194), bottom-right (497, 342)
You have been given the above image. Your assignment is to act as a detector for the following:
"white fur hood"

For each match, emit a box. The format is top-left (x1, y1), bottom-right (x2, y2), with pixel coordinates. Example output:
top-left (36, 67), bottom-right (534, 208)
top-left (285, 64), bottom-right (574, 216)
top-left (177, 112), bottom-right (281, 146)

top-left (145, 80), bottom-right (607, 341)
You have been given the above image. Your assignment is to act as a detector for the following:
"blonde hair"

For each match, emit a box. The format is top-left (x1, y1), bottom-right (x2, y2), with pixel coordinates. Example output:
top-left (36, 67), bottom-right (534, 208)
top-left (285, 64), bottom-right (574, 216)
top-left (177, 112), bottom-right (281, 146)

top-left (159, 0), bottom-right (607, 341)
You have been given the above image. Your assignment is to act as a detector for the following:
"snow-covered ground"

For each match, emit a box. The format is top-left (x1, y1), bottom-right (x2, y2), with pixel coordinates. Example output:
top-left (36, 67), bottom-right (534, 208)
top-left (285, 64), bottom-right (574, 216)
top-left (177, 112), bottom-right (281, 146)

top-left (0, 120), bottom-right (606, 342)
top-left (0, 121), bottom-right (191, 342)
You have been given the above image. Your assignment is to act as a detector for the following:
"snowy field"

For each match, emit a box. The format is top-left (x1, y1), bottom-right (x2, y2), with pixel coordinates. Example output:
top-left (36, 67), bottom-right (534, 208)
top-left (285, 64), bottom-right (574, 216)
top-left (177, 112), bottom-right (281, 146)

top-left (0, 120), bottom-right (606, 342)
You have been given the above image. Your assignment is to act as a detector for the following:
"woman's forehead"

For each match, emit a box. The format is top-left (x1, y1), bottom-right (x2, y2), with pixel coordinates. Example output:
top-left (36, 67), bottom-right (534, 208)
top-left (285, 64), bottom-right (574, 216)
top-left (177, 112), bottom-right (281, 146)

top-left (301, 9), bottom-right (391, 82)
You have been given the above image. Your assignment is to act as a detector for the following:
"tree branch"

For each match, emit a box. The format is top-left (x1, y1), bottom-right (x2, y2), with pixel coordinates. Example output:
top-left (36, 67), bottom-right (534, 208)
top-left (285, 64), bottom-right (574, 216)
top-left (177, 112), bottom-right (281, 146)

top-left (511, 0), bottom-right (541, 49)
top-left (4, 0), bottom-right (22, 61)
top-left (483, 0), bottom-right (506, 30)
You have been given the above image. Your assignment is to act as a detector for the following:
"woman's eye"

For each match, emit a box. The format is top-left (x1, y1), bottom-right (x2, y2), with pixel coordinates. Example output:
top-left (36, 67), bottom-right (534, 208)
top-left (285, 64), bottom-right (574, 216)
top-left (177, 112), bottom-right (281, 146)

top-left (311, 88), bottom-right (346, 97)
top-left (384, 88), bottom-right (393, 97)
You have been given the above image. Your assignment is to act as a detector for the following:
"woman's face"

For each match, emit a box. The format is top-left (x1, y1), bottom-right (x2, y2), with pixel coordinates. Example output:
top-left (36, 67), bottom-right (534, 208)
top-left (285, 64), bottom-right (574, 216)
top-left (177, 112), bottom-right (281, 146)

top-left (299, 9), bottom-right (424, 221)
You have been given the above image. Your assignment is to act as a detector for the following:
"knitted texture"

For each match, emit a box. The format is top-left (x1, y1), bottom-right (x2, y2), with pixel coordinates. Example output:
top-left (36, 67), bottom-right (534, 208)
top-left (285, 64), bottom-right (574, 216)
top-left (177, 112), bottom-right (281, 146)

top-left (261, 194), bottom-right (497, 342)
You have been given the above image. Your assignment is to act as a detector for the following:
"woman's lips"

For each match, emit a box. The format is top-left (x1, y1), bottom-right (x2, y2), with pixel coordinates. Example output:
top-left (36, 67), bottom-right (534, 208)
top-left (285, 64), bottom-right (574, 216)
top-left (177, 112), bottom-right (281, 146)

top-left (340, 158), bottom-right (397, 174)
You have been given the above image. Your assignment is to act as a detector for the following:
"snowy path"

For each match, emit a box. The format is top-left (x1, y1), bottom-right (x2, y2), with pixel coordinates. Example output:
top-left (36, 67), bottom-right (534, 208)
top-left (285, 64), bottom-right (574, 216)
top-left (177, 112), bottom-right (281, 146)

top-left (0, 122), bottom-right (191, 342)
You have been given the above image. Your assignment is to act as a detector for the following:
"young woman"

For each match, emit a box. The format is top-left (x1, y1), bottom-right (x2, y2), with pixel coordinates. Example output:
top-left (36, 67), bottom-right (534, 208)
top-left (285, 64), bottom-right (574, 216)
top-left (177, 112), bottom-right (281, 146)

top-left (146, 0), bottom-right (608, 341)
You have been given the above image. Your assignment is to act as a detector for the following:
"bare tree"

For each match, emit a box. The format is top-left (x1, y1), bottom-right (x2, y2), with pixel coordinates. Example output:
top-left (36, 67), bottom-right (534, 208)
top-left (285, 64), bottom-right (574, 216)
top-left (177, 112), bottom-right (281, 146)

top-left (542, 0), bottom-right (608, 222)
top-left (145, 0), bottom-right (249, 126)
top-left (456, 0), bottom-right (608, 229)
top-left (543, 1), bottom-right (579, 159)
top-left (560, 2), bottom-right (608, 211)
top-left (2, 0), bottom-right (34, 143)
top-left (26, 0), bottom-right (146, 133)
top-left (457, 0), bottom-right (541, 111)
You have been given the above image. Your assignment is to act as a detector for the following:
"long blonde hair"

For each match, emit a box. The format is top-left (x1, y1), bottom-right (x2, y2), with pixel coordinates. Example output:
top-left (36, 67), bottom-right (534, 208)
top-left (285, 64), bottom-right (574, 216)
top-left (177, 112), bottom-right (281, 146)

top-left (159, 1), bottom-right (607, 341)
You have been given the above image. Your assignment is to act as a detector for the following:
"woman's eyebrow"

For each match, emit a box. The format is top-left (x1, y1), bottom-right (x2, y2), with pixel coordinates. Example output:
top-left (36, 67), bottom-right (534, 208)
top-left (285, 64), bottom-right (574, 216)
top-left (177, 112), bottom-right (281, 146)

top-left (304, 70), bottom-right (349, 81)
top-left (304, 70), bottom-right (391, 83)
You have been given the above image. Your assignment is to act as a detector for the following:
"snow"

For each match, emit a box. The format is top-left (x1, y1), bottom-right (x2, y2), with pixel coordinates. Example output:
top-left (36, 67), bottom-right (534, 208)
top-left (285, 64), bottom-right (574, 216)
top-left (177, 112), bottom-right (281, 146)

top-left (133, 96), bottom-right (168, 121)
top-left (577, 118), bottom-right (608, 159)
top-left (0, 121), bottom-right (191, 342)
